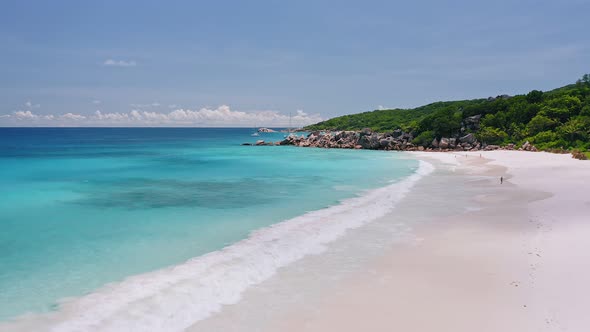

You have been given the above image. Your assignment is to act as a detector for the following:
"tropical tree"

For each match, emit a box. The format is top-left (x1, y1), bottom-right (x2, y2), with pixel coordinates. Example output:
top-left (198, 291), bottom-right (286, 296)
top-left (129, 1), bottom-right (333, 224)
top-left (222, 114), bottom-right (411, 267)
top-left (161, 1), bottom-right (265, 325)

top-left (527, 114), bottom-right (557, 135)
top-left (477, 126), bottom-right (508, 145)
top-left (558, 117), bottom-right (588, 142)
top-left (526, 90), bottom-right (544, 104)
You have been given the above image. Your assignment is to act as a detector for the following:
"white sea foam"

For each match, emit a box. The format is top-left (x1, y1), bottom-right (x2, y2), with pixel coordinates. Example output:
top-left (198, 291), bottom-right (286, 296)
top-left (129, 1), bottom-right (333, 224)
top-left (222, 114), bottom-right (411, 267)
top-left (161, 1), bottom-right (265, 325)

top-left (3, 161), bottom-right (434, 332)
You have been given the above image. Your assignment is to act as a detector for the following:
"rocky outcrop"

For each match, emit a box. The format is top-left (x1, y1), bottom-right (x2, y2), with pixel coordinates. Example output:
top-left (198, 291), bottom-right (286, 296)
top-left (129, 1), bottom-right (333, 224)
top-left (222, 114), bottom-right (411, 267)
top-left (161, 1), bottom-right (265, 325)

top-left (484, 145), bottom-right (501, 151)
top-left (278, 130), bottom-right (422, 151)
top-left (459, 133), bottom-right (476, 144)
top-left (247, 129), bottom-right (536, 153)
top-left (358, 133), bottom-right (381, 149)
top-left (521, 141), bottom-right (538, 152)
top-left (431, 138), bottom-right (439, 148)
top-left (249, 140), bottom-right (275, 146)
top-left (257, 127), bottom-right (276, 132)
top-left (461, 115), bottom-right (482, 132)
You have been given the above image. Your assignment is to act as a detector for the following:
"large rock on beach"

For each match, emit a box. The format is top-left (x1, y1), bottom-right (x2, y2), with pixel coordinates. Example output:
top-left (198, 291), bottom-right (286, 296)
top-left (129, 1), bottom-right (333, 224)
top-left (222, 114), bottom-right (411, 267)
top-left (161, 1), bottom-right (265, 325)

top-left (459, 133), bottom-right (476, 144)
top-left (358, 133), bottom-right (381, 149)
top-left (360, 128), bottom-right (373, 136)
top-left (431, 138), bottom-right (439, 148)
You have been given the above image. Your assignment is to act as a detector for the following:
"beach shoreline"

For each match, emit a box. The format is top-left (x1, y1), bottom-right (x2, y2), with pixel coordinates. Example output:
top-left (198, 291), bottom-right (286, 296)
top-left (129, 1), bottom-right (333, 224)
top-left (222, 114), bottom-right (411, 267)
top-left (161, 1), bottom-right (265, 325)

top-left (261, 151), bottom-right (590, 332)
top-left (187, 151), bottom-right (590, 332)
top-left (3, 150), bottom-right (588, 332)
top-left (0, 149), bottom-right (428, 332)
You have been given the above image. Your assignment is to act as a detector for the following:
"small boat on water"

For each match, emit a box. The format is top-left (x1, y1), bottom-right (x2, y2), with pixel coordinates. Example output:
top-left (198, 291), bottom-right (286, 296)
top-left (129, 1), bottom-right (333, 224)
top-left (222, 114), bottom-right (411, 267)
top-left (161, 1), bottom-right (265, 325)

top-left (284, 112), bottom-right (292, 138)
top-left (251, 125), bottom-right (260, 136)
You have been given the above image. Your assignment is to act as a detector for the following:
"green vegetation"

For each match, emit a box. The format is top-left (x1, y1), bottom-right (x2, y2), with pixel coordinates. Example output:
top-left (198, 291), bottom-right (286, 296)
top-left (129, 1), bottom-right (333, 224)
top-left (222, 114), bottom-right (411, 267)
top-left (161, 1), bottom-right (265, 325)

top-left (306, 100), bottom-right (485, 133)
top-left (306, 75), bottom-right (590, 152)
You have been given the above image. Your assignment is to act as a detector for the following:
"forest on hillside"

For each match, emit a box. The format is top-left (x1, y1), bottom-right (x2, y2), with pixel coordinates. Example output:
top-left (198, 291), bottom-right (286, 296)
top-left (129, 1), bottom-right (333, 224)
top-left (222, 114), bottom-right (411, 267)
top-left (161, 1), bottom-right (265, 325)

top-left (305, 75), bottom-right (590, 152)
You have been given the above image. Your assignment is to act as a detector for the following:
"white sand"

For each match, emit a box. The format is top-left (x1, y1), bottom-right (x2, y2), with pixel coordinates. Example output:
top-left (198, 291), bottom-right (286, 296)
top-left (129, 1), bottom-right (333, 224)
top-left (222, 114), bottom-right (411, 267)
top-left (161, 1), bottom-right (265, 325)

top-left (268, 151), bottom-right (590, 332)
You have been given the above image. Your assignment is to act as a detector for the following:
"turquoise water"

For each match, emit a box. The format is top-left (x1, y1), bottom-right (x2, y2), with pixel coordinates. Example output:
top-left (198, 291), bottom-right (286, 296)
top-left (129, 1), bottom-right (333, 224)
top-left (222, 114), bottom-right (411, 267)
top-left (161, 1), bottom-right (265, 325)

top-left (0, 128), bottom-right (418, 321)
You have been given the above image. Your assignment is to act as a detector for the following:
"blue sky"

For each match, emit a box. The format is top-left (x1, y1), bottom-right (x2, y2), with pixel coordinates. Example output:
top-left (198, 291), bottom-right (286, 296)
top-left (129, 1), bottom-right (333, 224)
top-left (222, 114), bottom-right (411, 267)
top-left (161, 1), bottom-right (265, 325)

top-left (1, 0), bottom-right (589, 126)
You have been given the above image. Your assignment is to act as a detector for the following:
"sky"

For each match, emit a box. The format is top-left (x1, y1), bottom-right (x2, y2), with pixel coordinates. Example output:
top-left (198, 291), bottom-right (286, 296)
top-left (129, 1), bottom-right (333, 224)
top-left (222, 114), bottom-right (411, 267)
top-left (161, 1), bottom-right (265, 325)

top-left (1, 0), bottom-right (589, 127)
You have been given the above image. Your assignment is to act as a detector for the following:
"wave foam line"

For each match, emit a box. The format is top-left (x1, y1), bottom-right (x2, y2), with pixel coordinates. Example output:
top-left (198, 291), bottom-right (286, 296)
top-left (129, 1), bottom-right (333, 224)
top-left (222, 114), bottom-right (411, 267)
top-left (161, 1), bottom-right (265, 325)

top-left (7, 161), bottom-right (434, 332)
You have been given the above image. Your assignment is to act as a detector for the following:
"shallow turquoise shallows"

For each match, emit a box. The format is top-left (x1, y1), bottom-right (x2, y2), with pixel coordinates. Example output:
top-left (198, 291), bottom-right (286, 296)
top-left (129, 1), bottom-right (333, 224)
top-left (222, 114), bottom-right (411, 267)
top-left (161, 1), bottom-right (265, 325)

top-left (0, 128), bottom-right (418, 320)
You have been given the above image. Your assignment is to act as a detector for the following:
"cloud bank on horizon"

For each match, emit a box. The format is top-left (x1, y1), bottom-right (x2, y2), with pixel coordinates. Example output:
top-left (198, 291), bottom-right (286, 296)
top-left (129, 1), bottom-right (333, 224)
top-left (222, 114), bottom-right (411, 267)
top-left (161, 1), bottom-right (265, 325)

top-left (0, 105), bottom-right (322, 127)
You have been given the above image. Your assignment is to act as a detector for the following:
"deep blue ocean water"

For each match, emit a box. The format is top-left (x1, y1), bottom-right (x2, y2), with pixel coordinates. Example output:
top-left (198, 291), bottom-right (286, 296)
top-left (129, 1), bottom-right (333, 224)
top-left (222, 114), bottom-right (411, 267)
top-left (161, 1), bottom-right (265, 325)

top-left (0, 128), bottom-right (418, 321)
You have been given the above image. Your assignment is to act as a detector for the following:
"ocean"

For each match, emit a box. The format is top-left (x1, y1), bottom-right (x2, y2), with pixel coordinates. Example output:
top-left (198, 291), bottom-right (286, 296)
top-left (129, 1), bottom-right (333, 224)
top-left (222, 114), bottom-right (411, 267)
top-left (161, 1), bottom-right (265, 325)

top-left (0, 128), bottom-right (424, 330)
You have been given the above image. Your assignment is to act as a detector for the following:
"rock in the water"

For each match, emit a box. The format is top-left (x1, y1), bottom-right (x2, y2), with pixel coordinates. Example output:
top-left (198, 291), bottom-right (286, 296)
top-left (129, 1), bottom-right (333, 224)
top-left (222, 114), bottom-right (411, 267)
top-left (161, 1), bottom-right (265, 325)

top-left (255, 140), bottom-right (265, 146)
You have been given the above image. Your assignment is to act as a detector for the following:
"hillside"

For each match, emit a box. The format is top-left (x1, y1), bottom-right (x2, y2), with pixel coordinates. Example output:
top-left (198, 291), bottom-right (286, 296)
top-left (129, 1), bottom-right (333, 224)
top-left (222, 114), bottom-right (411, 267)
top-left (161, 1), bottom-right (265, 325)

top-left (305, 75), bottom-right (590, 152)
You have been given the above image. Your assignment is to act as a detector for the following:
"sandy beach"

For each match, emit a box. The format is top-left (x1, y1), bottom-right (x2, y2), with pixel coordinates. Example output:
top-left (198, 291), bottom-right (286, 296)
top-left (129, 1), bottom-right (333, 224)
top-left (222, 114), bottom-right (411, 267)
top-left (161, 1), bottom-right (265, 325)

top-left (269, 151), bottom-right (590, 332)
top-left (189, 151), bottom-right (590, 332)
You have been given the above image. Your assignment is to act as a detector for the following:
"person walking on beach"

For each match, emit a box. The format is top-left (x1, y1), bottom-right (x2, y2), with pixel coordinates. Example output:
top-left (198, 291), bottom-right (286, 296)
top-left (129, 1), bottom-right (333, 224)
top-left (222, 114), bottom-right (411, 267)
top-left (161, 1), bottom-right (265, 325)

top-left (500, 176), bottom-right (503, 184)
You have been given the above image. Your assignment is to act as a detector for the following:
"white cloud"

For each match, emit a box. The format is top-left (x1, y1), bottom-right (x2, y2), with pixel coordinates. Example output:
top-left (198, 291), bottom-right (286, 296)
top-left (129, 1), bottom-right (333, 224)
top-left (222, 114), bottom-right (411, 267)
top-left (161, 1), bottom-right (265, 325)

top-left (95, 110), bottom-right (128, 121)
top-left (61, 113), bottom-right (86, 121)
top-left (103, 59), bottom-right (137, 67)
top-left (12, 110), bottom-right (53, 121)
top-left (130, 102), bottom-right (161, 108)
top-left (0, 106), bottom-right (323, 127)
top-left (14, 110), bottom-right (37, 119)
top-left (25, 101), bottom-right (41, 109)
top-left (92, 100), bottom-right (101, 105)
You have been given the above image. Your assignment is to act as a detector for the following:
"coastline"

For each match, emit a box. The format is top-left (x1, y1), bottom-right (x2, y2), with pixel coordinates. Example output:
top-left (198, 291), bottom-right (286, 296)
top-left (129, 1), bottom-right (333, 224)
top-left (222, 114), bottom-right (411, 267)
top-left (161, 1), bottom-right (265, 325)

top-left (3, 150), bottom-right (588, 331)
top-left (265, 151), bottom-right (590, 332)
top-left (189, 151), bottom-right (590, 332)
top-left (0, 153), bottom-right (430, 332)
